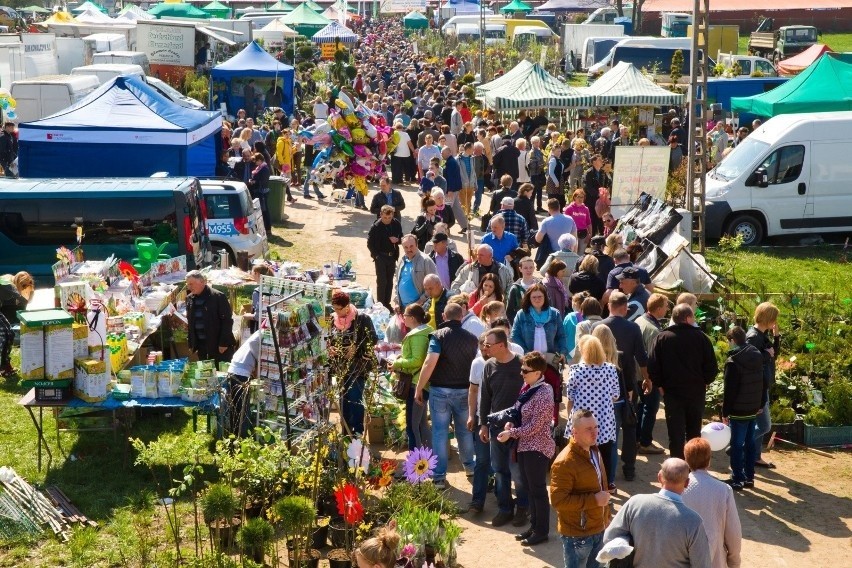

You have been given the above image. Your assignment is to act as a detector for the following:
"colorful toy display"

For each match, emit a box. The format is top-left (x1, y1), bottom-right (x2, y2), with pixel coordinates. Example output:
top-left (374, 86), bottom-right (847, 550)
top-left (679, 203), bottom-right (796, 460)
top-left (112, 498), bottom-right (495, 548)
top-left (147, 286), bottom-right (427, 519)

top-left (299, 87), bottom-right (397, 198)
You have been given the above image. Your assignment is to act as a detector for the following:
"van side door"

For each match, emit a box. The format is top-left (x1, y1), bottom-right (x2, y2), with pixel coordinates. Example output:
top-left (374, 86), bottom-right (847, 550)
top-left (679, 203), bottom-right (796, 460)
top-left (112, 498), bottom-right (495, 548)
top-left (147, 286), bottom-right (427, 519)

top-left (808, 141), bottom-right (852, 233)
top-left (751, 142), bottom-right (809, 235)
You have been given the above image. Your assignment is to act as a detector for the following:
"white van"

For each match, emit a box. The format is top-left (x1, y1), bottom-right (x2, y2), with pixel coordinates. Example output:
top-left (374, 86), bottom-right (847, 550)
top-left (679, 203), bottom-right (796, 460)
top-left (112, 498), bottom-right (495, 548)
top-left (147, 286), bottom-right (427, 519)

top-left (92, 51), bottom-right (151, 75)
top-left (10, 75), bottom-right (100, 123)
top-left (198, 179), bottom-right (268, 264)
top-left (705, 111), bottom-right (852, 245)
top-left (513, 26), bottom-right (558, 44)
top-left (71, 63), bottom-right (144, 84)
top-left (588, 36), bottom-right (691, 75)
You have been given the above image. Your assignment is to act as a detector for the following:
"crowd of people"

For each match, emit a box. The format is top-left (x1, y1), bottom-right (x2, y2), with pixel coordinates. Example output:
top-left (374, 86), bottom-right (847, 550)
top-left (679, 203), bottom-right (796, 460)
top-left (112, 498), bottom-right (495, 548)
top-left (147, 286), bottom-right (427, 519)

top-left (274, 19), bottom-right (784, 568)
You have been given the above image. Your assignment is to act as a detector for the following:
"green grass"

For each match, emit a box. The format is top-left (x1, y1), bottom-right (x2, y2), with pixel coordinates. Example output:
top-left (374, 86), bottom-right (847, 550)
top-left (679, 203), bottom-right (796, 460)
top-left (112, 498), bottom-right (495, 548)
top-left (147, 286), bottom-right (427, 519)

top-left (705, 245), bottom-right (851, 297)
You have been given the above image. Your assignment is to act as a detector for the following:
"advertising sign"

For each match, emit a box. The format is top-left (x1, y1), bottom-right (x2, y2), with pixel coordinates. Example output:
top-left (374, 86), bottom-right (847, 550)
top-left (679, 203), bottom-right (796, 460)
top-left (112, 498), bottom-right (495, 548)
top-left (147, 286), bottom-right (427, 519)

top-left (380, 0), bottom-right (426, 14)
top-left (22, 33), bottom-right (58, 77)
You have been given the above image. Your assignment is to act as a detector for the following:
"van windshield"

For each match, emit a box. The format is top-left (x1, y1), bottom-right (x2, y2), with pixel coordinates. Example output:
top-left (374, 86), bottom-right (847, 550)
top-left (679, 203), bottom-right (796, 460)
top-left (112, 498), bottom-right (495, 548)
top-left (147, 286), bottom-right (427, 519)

top-left (713, 138), bottom-right (770, 182)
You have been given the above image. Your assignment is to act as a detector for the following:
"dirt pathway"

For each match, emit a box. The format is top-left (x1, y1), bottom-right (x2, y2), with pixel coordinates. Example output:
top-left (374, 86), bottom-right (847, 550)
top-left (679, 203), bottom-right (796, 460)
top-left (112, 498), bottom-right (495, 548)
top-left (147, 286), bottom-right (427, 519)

top-left (273, 182), bottom-right (852, 567)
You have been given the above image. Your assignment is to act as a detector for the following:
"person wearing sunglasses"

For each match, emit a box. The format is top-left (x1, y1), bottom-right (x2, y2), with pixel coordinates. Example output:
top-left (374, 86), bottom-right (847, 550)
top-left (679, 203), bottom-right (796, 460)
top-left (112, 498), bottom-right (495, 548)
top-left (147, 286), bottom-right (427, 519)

top-left (496, 352), bottom-right (555, 546)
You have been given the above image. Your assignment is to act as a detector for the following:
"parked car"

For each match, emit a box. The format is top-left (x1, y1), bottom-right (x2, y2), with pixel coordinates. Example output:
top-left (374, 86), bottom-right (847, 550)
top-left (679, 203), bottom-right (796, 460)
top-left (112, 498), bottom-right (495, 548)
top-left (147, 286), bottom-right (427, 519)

top-left (198, 179), bottom-right (268, 266)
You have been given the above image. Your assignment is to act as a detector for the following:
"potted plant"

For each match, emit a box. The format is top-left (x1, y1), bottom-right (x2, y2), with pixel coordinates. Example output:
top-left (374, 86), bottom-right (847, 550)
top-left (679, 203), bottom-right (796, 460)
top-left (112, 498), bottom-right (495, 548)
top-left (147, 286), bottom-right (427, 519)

top-left (272, 495), bottom-right (320, 568)
top-left (201, 483), bottom-right (240, 551)
top-left (313, 515), bottom-right (330, 550)
top-left (236, 516), bottom-right (274, 564)
top-left (803, 378), bottom-right (852, 446)
top-left (327, 482), bottom-right (365, 568)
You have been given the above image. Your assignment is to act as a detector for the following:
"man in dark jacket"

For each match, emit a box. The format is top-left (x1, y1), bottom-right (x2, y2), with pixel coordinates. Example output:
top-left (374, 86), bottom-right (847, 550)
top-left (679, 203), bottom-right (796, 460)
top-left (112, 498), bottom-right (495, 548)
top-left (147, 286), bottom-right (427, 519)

top-left (595, 292), bottom-right (650, 481)
top-left (367, 205), bottom-right (403, 309)
top-left (492, 138), bottom-right (520, 183)
top-left (648, 303), bottom-right (719, 459)
top-left (185, 270), bottom-right (236, 366)
top-left (722, 326), bottom-right (767, 490)
top-left (582, 154), bottom-right (606, 235)
top-left (0, 122), bottom-right (17, 178)
top-left (369, 177), bottom-right (406, 221)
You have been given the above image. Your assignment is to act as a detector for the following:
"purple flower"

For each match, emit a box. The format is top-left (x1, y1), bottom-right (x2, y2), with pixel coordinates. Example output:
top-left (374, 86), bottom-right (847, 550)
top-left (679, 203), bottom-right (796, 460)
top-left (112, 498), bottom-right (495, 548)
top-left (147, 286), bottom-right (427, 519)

top-left (403, 446), bottom-right (437, 484)
top-left (401, 543), bottom-right (416, 558)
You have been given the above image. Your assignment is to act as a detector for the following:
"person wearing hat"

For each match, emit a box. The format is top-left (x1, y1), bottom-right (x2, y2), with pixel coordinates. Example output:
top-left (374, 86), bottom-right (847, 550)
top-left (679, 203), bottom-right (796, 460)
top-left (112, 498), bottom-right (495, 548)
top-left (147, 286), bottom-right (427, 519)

top-left (579, 235), bottom-right (614, 287)
top-left (429, 232), bottom-right (464, 290)
top-left (617, 267), bottom-right (650, 322)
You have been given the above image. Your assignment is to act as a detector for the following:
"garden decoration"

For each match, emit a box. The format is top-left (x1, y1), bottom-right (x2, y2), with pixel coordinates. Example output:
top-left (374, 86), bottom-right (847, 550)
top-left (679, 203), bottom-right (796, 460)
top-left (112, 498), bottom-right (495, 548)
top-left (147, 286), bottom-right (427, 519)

top-left (403, 446), bottom-right (437, 484)
top-left (327, 482), bottom-right (364, 567)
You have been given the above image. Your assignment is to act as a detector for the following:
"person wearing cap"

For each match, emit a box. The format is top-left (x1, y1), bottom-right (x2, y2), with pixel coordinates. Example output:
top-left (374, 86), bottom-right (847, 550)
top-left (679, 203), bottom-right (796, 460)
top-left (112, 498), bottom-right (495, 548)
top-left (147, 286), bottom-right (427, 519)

top-left (578, 235), bottom-right (614, 287)
top-left (0, 121), bottom-right (17, 178)
top-left (617, 267), bottom-right (651, 322)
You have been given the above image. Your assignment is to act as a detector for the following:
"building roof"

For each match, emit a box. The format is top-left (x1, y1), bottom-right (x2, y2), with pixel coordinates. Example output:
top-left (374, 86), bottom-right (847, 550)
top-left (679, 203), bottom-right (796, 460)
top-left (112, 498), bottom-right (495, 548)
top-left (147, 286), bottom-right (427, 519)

top-left (645, 0), bottom-right (852, 10)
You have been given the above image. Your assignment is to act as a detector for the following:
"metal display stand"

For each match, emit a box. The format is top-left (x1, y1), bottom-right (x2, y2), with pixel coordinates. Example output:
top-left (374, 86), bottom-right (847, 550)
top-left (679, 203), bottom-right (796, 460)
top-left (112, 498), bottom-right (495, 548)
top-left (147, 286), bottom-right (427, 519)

top-left (255, 276), bottom-right (332, 448)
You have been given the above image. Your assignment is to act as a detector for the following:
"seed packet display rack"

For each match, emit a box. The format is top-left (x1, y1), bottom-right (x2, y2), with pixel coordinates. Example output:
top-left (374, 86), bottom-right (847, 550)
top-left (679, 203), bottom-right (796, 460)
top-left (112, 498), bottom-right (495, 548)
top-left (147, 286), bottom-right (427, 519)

top-left (256, 276), bottom-right (332, 448)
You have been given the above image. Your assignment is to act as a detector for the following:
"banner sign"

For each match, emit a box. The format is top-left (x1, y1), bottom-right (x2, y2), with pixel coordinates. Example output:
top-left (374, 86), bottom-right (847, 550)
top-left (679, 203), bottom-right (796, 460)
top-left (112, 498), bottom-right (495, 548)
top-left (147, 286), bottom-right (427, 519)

top-left (610, 146), bottom-right (670, 211)
top-left (380, 0), bottom-right (426, 14)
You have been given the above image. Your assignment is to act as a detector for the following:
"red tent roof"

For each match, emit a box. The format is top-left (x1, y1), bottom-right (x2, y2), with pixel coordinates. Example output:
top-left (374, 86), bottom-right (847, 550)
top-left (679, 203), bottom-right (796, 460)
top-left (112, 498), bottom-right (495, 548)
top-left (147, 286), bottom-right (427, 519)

top-left (777, 44), bottom-right (834, 76)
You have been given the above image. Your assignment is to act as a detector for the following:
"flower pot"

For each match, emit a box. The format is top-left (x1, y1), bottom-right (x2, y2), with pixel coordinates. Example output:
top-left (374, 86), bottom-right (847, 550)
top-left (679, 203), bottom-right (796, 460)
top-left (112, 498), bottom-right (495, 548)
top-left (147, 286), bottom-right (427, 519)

top-left (208, 516), bottom-right (242, 550)
top-left (327, 547), bottom-right (354, 568)
top-left (328, 520), bottom-right (348, 548)
top-left (288, 548), bottom-right (321, 568)
top-left (803, 423), bottom-right (852, 446)
top-left (764, 419), bottom-right (804, 445)
top-left (244, 499), bottom-right (264, 519)
top-left (313, 517), bottom-right (330, 549)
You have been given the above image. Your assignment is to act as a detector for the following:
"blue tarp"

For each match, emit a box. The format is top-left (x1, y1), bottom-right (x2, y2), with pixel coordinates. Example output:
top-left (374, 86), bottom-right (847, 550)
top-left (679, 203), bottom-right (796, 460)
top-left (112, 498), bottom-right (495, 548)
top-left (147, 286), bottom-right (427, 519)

top-left (210, 41), bottom-right (295, 116)
top-left (18, 75), bottom-right (221, 178)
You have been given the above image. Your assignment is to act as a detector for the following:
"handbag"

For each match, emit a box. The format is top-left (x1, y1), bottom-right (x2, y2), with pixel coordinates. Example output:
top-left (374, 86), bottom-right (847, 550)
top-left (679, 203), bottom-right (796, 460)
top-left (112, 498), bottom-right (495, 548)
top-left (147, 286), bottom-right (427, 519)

top-left (392, 371), bottom-right (413, 401)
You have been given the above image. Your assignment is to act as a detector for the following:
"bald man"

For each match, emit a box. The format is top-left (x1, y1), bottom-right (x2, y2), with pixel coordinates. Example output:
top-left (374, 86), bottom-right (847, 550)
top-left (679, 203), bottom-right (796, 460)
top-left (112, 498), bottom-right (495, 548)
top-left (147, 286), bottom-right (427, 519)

top-left (603, 458), bottom-right (711, 568)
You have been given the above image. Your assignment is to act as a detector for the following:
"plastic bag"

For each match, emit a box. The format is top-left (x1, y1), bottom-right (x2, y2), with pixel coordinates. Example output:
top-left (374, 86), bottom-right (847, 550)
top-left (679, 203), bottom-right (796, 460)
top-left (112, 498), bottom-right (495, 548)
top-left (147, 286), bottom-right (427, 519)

top-left (384, 313), bottom-right (408, 344)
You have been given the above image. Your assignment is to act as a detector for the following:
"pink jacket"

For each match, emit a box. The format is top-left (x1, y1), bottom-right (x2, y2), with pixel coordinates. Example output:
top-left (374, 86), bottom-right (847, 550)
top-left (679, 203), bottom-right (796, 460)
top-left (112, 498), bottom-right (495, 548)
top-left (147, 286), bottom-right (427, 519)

top-left (564, 202), bottom-right (591, 231)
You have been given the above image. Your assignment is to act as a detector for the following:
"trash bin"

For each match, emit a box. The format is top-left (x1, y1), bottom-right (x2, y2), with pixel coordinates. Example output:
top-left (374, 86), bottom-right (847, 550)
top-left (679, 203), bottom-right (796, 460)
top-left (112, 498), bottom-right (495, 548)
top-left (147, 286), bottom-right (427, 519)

top-left (268, 176), bottom-right (286, 223)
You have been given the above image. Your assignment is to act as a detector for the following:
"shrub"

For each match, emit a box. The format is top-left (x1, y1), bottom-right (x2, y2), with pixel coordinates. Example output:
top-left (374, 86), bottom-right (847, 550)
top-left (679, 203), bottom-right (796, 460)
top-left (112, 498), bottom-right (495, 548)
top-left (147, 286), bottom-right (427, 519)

top-left (201, 483), bottom-right (237, 524)
top-left (770, 400), bottom-right (797, 423)
top-left (805, 406), bottom-right (837, 427)
top-left (824, 378), bottom-right (852, 425)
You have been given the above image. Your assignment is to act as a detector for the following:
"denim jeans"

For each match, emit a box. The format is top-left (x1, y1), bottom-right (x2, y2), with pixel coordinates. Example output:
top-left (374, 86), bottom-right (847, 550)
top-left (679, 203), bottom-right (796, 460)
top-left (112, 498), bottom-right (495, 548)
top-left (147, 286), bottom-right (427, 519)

top-left (405, 387), bottom-right (431, 450)
top-left (636, 387), bottom-right (661, 447)
top-left (752, 395), bottom-right (771, 462)
top-left (340, 376), bottom-right (366, 435)
top-left (471, 431), bottom-right (492, 506)
top-left (730, 418), bottom-right (757, 483)
top-left (490, 431), bottom-right (528, 513)
top-left (473, 179), bottom-right (485, 210)
top-left (429, 387), bottom-right (475, 481)
top-left (561, 532), bottom-right (604, 568)
top-left (302, 177), bottom-right (325, 198)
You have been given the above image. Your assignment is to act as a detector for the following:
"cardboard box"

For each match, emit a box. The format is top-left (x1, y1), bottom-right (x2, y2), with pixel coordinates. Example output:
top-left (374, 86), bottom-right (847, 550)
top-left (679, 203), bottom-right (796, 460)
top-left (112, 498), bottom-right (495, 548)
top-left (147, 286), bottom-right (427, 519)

top-left (19, 322), bottom-right (44, 380)
top-left (72, 322), bottom-right (89, 360)
top-left (365, 416), bottom-right (385, 445)
top-left (55, 281), bottom-right (89, 312)
top-left (74, 358), bottom-right (109, 402)
top-left (18, 309), bottom-right (75, 382)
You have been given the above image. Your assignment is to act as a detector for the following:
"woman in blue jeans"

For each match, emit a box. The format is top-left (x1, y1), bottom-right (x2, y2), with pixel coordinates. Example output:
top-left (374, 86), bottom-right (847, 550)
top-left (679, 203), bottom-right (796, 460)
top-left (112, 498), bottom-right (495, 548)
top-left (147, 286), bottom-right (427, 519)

top-left (329, 291), bottom-right (377, 436)
top-left (746, 302), bottom-right (781, 469)
top-left (389, 305), bottom-right (433, 449)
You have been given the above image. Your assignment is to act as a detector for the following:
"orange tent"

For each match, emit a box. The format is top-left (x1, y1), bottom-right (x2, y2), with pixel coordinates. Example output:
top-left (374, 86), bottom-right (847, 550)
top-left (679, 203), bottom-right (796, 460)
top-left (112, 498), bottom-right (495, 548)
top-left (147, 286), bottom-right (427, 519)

top-left (777, 44), bottom-right (834, 76)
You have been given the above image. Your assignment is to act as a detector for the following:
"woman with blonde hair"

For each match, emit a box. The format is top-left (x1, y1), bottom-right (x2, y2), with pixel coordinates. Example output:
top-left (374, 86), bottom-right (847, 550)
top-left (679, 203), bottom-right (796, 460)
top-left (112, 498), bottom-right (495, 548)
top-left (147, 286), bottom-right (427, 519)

top-left (565, 334), bottom-right (620, 492)
top-left (354, 526), bottom-right (401, 568)
top-left (603, 233), bottom-right (622, 258)
top-left (746, 301), bottom-right (781, 469)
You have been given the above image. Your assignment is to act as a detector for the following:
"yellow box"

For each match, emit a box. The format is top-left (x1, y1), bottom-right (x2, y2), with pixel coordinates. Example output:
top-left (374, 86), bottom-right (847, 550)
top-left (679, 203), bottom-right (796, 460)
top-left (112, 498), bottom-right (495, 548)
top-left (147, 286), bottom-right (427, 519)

top-left (45, 321), bottom-right (74, 380)
top-left (72, 322), bottom-right (89, 359)
top-left (19, 322), bottom-right (44, 380)
top-left (74, 358), bottom-right (109, 402)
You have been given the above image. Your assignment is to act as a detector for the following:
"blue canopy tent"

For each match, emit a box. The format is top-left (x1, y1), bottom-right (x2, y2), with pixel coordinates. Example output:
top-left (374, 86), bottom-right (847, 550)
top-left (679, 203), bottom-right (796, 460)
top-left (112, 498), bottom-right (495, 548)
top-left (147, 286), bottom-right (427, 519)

top-left (18, 75), bottom-right (222, 178)
top-left (210, 41), bottom-right (295, 117)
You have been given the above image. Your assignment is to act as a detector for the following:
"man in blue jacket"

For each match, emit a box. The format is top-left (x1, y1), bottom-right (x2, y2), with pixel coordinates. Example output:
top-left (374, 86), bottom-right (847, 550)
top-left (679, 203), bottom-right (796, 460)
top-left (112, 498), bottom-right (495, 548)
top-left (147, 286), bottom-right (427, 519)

top-left (442, 147), bottom-right (469, 234)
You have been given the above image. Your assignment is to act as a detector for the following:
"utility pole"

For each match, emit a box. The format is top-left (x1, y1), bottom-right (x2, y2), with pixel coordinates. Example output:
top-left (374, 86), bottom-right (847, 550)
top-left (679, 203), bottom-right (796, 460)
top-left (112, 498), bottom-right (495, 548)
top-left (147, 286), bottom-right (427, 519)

top-left (687, 0), bottom-right (709, 253)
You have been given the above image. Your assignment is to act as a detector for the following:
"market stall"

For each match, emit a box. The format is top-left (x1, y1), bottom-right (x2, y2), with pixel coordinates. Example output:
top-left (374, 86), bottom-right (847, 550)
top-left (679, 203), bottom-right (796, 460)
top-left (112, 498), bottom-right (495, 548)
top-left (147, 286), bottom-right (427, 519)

top-left (478, 61), bottom-right (587, 111)
top-left (279, 3), bottom-right (331, 37)
top-left (253, 18), bottom-right (299, 48)
top-left (311, 21), bottom-right (358, 46)
top-left (17, 75), bottom-right (222, 179)
top-left (210, 40), bottom-right (296, 117)
top-left (581, 61), bottom-right (687, 107)
top-left (402, 11), bottom-right (429, 31)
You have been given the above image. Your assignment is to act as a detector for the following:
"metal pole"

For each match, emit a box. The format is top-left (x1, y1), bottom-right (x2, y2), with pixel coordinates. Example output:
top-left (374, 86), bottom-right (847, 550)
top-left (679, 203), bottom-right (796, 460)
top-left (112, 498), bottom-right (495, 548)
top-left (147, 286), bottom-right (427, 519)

top-left (687, 0), bottom-right (709, 253)
top-left (479, 0), bottom-right (484, 81)
top-left (265, 289), bottom-right (305, 450)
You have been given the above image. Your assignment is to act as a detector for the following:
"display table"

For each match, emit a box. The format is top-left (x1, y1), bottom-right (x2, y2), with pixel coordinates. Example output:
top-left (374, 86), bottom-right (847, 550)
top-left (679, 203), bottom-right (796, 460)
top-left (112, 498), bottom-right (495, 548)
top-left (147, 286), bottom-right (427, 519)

top-left (18, 389), bottom-right (222, 471)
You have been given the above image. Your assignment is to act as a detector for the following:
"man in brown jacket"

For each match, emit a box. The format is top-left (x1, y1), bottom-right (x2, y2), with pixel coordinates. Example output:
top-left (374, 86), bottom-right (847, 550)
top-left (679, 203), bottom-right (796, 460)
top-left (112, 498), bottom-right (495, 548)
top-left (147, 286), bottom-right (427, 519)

top-left (550, 409), bottom-right (611, 568)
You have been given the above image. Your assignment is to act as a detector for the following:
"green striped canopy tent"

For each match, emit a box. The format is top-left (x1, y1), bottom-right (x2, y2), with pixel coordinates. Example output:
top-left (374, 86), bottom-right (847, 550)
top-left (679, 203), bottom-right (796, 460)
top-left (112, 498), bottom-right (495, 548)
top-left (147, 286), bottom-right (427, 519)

top-left (583, 61), bottom-right (686, 107)
top-left (475, 60), bottom-right (535, 98)
top-left (480, 61), bottom-right (588, 111)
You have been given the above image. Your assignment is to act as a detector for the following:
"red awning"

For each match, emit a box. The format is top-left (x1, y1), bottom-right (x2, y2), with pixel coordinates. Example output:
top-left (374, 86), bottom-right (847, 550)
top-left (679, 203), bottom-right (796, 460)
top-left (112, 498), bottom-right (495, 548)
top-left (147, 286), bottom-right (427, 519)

top-left (777, 44), bottom-right (834, 76)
